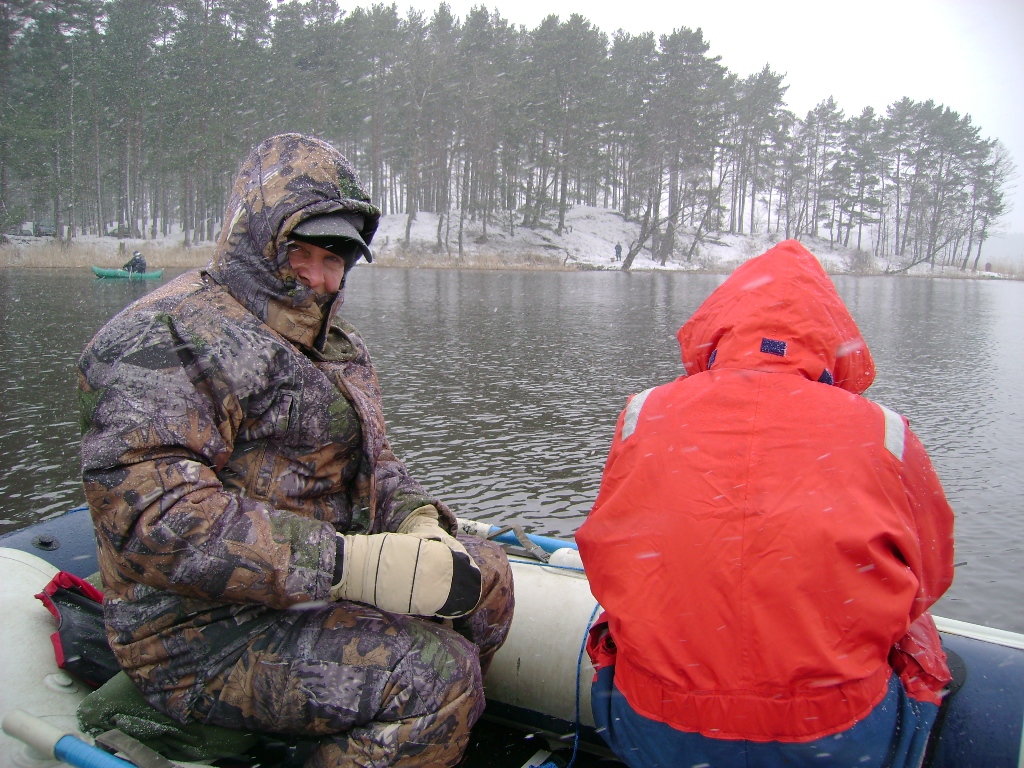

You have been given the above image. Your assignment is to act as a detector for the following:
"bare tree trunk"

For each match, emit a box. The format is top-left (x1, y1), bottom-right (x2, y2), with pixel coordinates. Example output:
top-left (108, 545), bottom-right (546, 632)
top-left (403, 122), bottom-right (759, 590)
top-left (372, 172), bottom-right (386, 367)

top-left (54, 144), bottom-right (65, 250)
top-left (971, 223), bottom-right (988, 271)
top-left (119, 128), bottom-right (129, 236)
top-left (404, 193), bottom-right (416, 248)
top-left (182, 170), bottom-right (191, 248)
top-left (93, 108), bottom-right (104, 236)
top-left (67, 42), bottom-right (76, 244)
top-left (458, 155), bottom-right (469, 260)
top-left (557, 134), bottom-right (569, 235)
top-left (405, 143), bottom-right (419, 248)
top-left (522, 171), bottom-right (534, 228)
top-left (436, 142), bottom-right (450, 252)
top-left (650, 171), bottom-right (663, 258)
top-left (749, 143), bottom-right (760, 234)
top-left (686, 179), bottom-right (724, 263)
top-left (621, 194), bottom-right (655, 272)
top-left (960, 200), bottom-right (978, 271)
top-left (151, 172), bottom-right (159, 239)
top-left (206, 170), bottom-right (215, 241)
top-left (131, 118), bottom-right (143, 238)
top-left (141, 186), bottom-right (148, 241)
top-left (660, 156), bottom-right (679, 266)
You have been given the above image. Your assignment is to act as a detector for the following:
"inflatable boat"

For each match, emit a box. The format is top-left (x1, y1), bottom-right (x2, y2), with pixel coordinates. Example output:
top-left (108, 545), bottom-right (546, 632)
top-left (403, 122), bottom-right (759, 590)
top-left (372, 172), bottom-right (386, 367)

top-left (1, 507), bottom-right (1022, 768)
top-left (91, 267), bottom-right (164, 280)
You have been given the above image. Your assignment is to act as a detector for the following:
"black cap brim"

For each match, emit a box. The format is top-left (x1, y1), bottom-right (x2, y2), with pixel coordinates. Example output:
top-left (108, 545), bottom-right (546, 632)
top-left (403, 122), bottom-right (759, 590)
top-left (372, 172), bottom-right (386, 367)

top-left (292, 213), bottom-right (373, 263)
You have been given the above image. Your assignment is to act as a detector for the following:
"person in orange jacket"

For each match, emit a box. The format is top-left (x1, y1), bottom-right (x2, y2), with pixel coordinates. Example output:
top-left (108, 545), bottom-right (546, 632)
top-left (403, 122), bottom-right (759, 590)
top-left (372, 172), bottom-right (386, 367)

top-left (577, 240), bottom-right (955, 768)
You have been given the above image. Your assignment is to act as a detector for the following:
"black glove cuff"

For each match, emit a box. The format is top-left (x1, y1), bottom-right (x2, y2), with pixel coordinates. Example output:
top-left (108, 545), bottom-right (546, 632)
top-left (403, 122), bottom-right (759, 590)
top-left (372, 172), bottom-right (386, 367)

top-left (332, 535), bottom-right (345, 585)
top-left (437, 551), bottom-right (482, 618)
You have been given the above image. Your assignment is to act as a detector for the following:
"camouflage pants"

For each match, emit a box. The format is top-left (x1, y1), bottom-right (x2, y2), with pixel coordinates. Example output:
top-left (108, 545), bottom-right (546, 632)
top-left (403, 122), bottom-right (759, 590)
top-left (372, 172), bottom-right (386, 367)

top-left (190, 536), bottom-right (513, 768)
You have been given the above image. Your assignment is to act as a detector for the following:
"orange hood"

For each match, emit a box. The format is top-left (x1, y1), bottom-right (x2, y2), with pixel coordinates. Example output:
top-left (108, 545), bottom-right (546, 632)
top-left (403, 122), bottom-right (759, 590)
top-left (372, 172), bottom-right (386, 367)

top-left (677, 239), bottom-right (875, 393)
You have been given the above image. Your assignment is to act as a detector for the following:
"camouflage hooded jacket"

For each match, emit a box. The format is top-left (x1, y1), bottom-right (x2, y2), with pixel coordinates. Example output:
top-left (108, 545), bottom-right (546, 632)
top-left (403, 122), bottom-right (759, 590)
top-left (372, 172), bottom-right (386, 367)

top-left (78, 134), bottom-right (453, 720)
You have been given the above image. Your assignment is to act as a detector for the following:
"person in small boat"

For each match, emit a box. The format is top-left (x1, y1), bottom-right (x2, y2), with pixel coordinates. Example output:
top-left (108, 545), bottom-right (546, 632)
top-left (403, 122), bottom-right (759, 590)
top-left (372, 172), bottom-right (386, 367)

top-left (77, 133), bottom-right (514, 768)
top-left (121, 250), bottom-right (146, 273)
top-left (577, 240), bottom-right (955, 768)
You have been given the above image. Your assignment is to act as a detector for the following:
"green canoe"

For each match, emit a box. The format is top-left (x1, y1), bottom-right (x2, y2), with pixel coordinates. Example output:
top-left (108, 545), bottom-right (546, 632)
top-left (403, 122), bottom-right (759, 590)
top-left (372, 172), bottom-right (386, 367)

top-left (92, 266), bottom-right (164, 280)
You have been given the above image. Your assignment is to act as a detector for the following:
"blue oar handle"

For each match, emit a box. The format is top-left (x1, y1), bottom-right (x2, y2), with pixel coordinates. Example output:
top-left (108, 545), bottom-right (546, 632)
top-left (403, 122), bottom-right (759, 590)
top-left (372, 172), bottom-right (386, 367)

top-left (2, 710), bottom-right (136, 768)
top-left (56, 735), bottom-right (138, 768)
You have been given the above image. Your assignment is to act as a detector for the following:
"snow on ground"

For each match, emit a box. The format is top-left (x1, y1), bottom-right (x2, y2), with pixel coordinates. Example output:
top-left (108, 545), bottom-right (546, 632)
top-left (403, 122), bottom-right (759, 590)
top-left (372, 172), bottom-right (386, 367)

top-left (374, 205), bottom-right (888, 274)
top-left (375, 206), bottom-right (650, 269)
top-left (3, 206), bottom-right (1018, 278)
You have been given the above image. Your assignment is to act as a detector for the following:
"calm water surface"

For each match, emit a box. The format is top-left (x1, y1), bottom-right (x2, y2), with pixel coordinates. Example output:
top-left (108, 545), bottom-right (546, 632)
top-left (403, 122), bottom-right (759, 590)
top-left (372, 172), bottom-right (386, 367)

top-left (1, 267), bottom-right (1021, 631)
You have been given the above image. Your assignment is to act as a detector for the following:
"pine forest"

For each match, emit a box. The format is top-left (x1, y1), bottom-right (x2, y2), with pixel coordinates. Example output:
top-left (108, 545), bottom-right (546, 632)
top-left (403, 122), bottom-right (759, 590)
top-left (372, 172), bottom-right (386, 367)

top-left (0, 0), bottom-right (1014, 271)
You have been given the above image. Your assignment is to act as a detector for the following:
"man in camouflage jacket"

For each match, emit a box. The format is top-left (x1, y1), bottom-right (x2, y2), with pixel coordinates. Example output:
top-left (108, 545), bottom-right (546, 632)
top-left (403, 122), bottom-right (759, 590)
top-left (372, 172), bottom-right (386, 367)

top-left (78, 134), bottom-right (514, 767)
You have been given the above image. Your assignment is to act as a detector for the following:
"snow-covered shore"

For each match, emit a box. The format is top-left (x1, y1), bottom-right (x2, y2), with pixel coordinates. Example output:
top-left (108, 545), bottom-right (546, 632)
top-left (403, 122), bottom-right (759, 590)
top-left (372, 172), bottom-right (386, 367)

top-left (376, 207), bottom-right (830, 272)
top-left (372, 207), bottom-right (1019, 278)
top-left (2, 206), bottom-right (1019, 279)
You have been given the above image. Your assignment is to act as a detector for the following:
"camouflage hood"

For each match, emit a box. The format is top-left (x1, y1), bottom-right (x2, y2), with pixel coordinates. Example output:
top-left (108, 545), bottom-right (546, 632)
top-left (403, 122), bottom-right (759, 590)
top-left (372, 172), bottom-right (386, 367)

top-left (207, 133), bottom-right (381, 349)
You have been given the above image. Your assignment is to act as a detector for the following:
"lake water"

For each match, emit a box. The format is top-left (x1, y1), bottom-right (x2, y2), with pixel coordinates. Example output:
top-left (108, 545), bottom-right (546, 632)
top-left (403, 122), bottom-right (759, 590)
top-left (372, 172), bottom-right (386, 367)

top-left (1, 266), bottom-right (1022, 632)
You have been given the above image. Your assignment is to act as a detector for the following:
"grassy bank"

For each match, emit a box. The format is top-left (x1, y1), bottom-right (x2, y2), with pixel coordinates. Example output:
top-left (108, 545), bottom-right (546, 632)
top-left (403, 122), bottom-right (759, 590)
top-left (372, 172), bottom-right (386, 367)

top-left (0, 240), bottom-right (572, 272)
top-left (0, 239), bottom-right (213, 269)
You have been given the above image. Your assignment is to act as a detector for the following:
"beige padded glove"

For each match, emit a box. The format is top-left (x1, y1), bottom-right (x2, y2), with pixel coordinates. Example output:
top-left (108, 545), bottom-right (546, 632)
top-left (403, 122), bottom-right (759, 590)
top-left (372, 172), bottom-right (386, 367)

top-left (330, 531), bottom-right (481, 618)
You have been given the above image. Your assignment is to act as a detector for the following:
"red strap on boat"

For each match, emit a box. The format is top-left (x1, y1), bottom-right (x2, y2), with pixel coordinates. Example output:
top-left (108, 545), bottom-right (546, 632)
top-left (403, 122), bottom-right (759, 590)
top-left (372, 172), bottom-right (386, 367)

top-left (35, 570), bottom-right (104, 618)
top-left (34, 571), bottom-right (118, 687)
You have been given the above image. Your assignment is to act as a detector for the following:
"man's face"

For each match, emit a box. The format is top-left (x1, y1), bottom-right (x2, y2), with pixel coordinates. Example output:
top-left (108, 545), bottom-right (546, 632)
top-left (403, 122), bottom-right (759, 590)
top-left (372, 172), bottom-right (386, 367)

top-left (287, 240), bottom-right (348, 295)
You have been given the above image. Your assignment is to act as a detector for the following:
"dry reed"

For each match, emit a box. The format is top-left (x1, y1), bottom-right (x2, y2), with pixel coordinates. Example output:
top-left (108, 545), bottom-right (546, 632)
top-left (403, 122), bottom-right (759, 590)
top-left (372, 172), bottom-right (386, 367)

top-left (0, 239), bottom-right (212, 269)
top-left (4, 235), bottom-right (1018, 279)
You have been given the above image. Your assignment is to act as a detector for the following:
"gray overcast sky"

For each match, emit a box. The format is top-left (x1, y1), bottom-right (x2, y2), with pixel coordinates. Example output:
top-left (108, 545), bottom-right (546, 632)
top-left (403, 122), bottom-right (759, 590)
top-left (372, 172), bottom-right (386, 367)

top-left (360, 0), bottom-right (1024, 233)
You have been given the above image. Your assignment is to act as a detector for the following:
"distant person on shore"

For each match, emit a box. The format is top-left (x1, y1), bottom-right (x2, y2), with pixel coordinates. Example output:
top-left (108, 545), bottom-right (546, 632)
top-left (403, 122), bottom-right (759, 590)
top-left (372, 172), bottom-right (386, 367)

top-left (578, 239), bottom-right (955, 768)
top-left (122, 250), bottom-right (146, 273)
top-left (77, 133), bottom-right (513, 767)
top-left (614, 242), bottom-right (622, 261)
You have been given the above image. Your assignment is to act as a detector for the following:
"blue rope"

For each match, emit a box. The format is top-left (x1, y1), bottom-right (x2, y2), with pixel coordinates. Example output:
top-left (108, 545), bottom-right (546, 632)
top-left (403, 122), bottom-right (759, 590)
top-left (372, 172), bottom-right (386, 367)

top-left (508, 559), bottom-right (585, 573)
top-left (564, 602), bottom-right (601, 768)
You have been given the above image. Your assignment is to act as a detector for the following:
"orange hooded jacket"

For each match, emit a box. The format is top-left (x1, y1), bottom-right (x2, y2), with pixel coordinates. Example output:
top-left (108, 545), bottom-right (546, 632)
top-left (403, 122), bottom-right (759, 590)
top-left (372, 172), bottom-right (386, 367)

top-left (576, 240), bottom-right (954, 742)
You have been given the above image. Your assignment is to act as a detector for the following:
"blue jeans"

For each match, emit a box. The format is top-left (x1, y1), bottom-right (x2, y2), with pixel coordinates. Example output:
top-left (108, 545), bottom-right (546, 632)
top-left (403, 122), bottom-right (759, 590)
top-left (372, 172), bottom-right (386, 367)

top-left (592, 666), bottom-right (938, 768)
